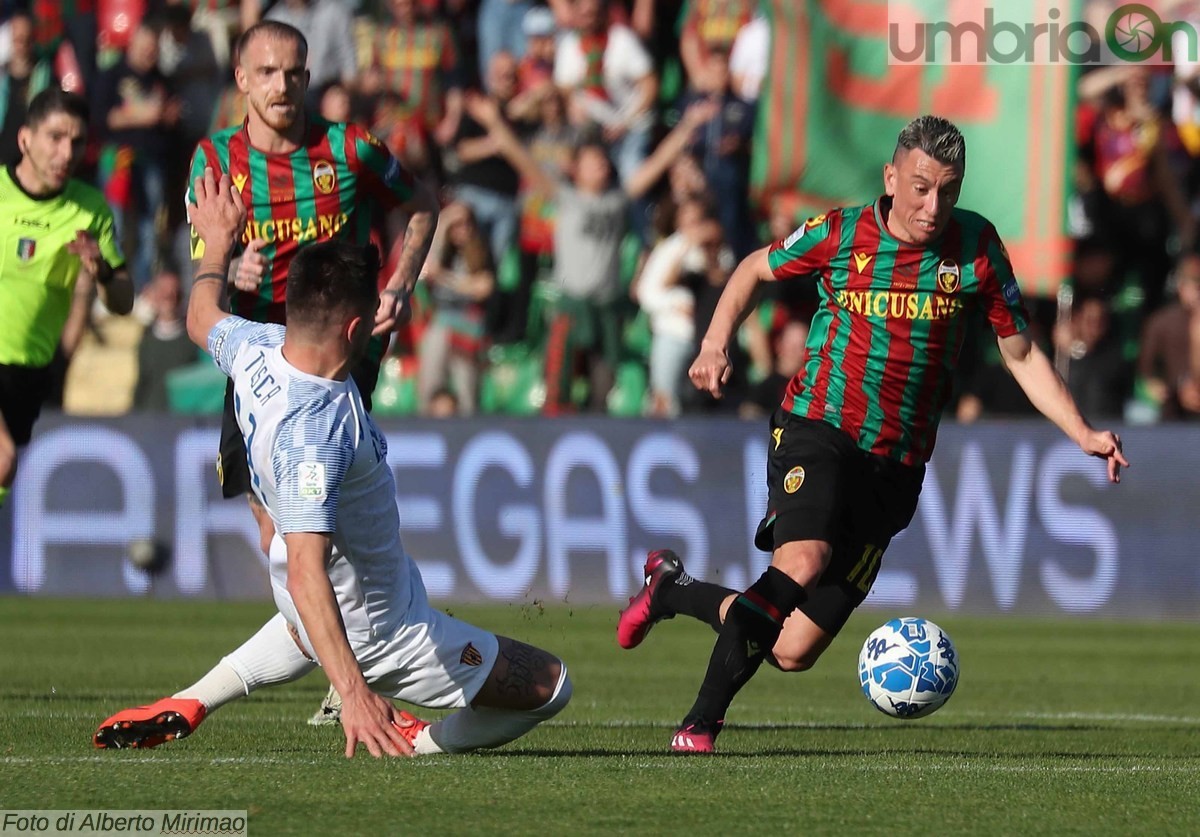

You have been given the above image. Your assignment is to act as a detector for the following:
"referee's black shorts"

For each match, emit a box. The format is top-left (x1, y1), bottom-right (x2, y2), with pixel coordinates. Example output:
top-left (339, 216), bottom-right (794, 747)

top-left (0, 362), bottom-right (54, 446)
top-left (216, 355), bottom-right (382, 499)
top-left (754, 411), bottom-right (925, 636)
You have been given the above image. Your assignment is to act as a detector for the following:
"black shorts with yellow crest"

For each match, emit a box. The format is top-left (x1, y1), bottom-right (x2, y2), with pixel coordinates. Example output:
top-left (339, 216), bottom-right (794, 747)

top-left (755, 410), bottom-right (924, 634)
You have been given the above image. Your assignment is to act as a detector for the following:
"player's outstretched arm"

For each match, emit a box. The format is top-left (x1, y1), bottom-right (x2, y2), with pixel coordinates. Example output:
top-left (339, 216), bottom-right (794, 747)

top-left (998, 330), bottom-right (1129, 483)
top-left (284, 531), bottom-right (414, 759)
top-left (375, 179), bottom-right (439, 335)
top-left (185, 168), bottom-right (246, 350)
top-left (689, 246), bottom-right (774, 399)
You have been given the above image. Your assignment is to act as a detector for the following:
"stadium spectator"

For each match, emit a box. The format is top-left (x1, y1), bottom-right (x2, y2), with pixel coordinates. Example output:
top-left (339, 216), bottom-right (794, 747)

top-left (369, 0), bottom-right (464, 149)
top-left (513, 6), bottom-right (557, 111)
top-left (1054, 292), bottom-right (1131, 419)
top-left (617, 116), bottom-right (1128, 754)
top-left (740, 317), bottom-right (808, 420)
top-left (633, 196), bottom-right (709, 416)
top-left (477, 0), bottom-right (531, 79)
top-left (0, 12), bottom-right (54, 165)
top-left (498, 86), bottom-right (578, 344)
top-left (1077, 65), bottom-right (1193, 312)
top-left (452, 50), bottom-right (525, 270)
top-left (95, 170), bottom-right (572, 758)
top-left (264, 0), bottom-right (358, 100)
top-left (95, 21), bottom-right (180, 292)
top-left (678, 0), bottom-right (755, 88)
top-left (427, 385), bottom-right (461, 417)
top-left (0, 88), bottom-right (133, 510)
top-left (132, 270), bottom-right (197, 411)
top-left (1138, 253), bottom-right (1200, 420)
top-left (554, 0), bottom-right (657, 192)
top-left (30, 0), bottom-right (97, 98)
top-left (417, 202), bottom-right (495, 415)
top-left (679, 211), bottom-right (743, 413)
top-left (467, 93), bottom-right (718, 412)
top-left (679, 47), bottom-right (755, 257)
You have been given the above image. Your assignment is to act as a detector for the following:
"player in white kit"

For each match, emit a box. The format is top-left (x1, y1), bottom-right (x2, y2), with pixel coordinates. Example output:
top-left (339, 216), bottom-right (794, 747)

top-left (94, 168), bottom-right (572, 758)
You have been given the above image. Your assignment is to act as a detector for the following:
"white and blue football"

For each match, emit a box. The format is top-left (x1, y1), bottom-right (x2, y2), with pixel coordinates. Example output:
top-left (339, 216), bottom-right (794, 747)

top-left (858, 617), bottom-right (959, 719)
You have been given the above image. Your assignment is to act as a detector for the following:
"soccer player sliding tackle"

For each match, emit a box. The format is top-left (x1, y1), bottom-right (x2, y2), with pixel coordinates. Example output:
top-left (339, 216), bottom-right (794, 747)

top-left (617, 115), bottom-right (1129, 753)
top-left (94, 168), bottom-right (571, 757)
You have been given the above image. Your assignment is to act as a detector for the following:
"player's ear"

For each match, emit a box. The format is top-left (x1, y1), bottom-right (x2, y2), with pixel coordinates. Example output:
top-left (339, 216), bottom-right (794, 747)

top-left (234, 64), bottom-right (248, 93)
top-left (883, 162), bottom-right (897, 197)
top-left (16, 125), bottom-right (30, 156)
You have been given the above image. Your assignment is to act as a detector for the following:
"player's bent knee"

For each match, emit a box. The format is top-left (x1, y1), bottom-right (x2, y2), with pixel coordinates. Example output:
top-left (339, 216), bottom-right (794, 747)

top-left (770, 651), bottom-right (820, 673)
top-left (529, 661), bottom-right (571, 719)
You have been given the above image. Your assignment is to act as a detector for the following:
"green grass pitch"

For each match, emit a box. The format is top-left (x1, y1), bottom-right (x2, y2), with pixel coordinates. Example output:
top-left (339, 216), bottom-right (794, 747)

top-left (1, 597), bottom-right (1197, 835)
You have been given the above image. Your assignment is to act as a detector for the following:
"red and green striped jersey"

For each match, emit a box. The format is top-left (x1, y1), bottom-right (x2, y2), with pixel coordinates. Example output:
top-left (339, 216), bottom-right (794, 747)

top-left (187, 118), bottom-right (418, 326)
top-left (767, 198), bottom-right (1029, 466)
top-left (371, 22), bottom-right (459, 131)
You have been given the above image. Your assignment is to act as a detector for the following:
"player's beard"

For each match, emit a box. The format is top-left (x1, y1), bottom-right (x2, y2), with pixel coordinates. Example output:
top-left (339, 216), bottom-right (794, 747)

top-left (252, 96), bottom-right (301, 134)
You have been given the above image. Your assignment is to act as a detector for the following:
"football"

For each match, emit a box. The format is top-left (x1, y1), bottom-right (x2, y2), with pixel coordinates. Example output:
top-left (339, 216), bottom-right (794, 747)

top-left (858, 617), bottom-right (959, 719)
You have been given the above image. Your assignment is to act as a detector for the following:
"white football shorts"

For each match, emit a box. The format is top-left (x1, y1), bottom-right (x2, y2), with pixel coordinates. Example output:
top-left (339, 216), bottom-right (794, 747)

top-left (358, 572), bottom-right (499, 710)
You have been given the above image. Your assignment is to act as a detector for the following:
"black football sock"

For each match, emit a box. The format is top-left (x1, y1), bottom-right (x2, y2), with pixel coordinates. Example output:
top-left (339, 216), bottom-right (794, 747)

top-left (656, 571), bottom-right (736, 633)
top-left (683, 567), bottom-right (807, 726)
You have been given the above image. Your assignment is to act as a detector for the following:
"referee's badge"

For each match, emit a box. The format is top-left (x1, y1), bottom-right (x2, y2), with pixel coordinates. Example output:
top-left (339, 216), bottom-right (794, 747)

top-left (937, 259), bottom-right (960, 294)
top-left (784, 466), bottom-right (806, 494)
top-left (17, 237), bottom-right (35, 261)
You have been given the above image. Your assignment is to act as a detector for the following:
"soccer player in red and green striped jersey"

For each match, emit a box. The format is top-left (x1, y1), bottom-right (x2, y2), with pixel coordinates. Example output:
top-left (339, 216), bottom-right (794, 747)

top-left (617, 116), bottom-right (1129, 754)
top-left (186, 20), bottom-right (436, 540)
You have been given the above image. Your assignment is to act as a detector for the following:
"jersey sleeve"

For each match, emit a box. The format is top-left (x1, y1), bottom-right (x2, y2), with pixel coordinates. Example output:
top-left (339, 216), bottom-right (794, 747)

top-left (272, 411), bottom-right (353, 535)
top-left (207, 316), bottom-right (285, 376)
top-left (347, 123), bottom-right (417, 212)
top-left (93, 204), bottom-right (125, 270)
top-left (767, 212), bottom-right (839, 280)
top-left (976, 223), bottom-right (1029, 338)
top-left (186, 141), bottom-right (225, 261)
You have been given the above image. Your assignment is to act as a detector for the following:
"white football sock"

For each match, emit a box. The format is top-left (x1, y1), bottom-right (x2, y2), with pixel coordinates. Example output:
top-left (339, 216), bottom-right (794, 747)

top-left (174, 613), bottom-right (316, 711)
top-left (416, 664), bottom-right (572, 755)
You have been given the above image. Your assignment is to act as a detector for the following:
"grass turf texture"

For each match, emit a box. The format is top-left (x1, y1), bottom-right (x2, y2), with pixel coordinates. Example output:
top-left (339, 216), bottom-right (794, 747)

top-left (1, 598), bottom-right (1197, 836)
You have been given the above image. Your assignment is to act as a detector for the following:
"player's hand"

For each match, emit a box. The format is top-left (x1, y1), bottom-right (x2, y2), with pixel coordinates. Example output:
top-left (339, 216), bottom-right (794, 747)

top-left (338, 688), bottom-right (415, 759)
top-left (689, 342), bottom-right (732, 399)
top-left (188, 167), bottom-right (246, 259)
top-left (230, 238), bottom-right (267, 293)
top-left (1079, 429), bottom-right (1129, 484)
top-left (373, 288), bottom-right (411, 335)
top-left (66, 230), bottom-right (103, 279)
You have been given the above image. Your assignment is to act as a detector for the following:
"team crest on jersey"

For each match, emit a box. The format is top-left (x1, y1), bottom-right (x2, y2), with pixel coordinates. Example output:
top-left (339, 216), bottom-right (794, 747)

top-left (16, 237), bottom-right (35, 261)
top-left (298, 462), bottom-right (327, 500)
top-left (460, 643), bottom-right (483, 667)
top-left (937, 259), bottom-right (961, 294)
top-left (312, 161), bottom-right (336, 194)
top-left (783, 465), bottom-right (805, 494)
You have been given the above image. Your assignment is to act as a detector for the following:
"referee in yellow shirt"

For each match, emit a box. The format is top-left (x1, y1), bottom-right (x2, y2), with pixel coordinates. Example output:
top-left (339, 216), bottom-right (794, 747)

top-left (0, 88), bottom-right (134, 508)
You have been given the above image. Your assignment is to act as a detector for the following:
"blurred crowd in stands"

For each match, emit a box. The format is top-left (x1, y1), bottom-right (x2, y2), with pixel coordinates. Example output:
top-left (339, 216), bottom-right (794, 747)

top-left (5, 0), bottom-right (1200, 423)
